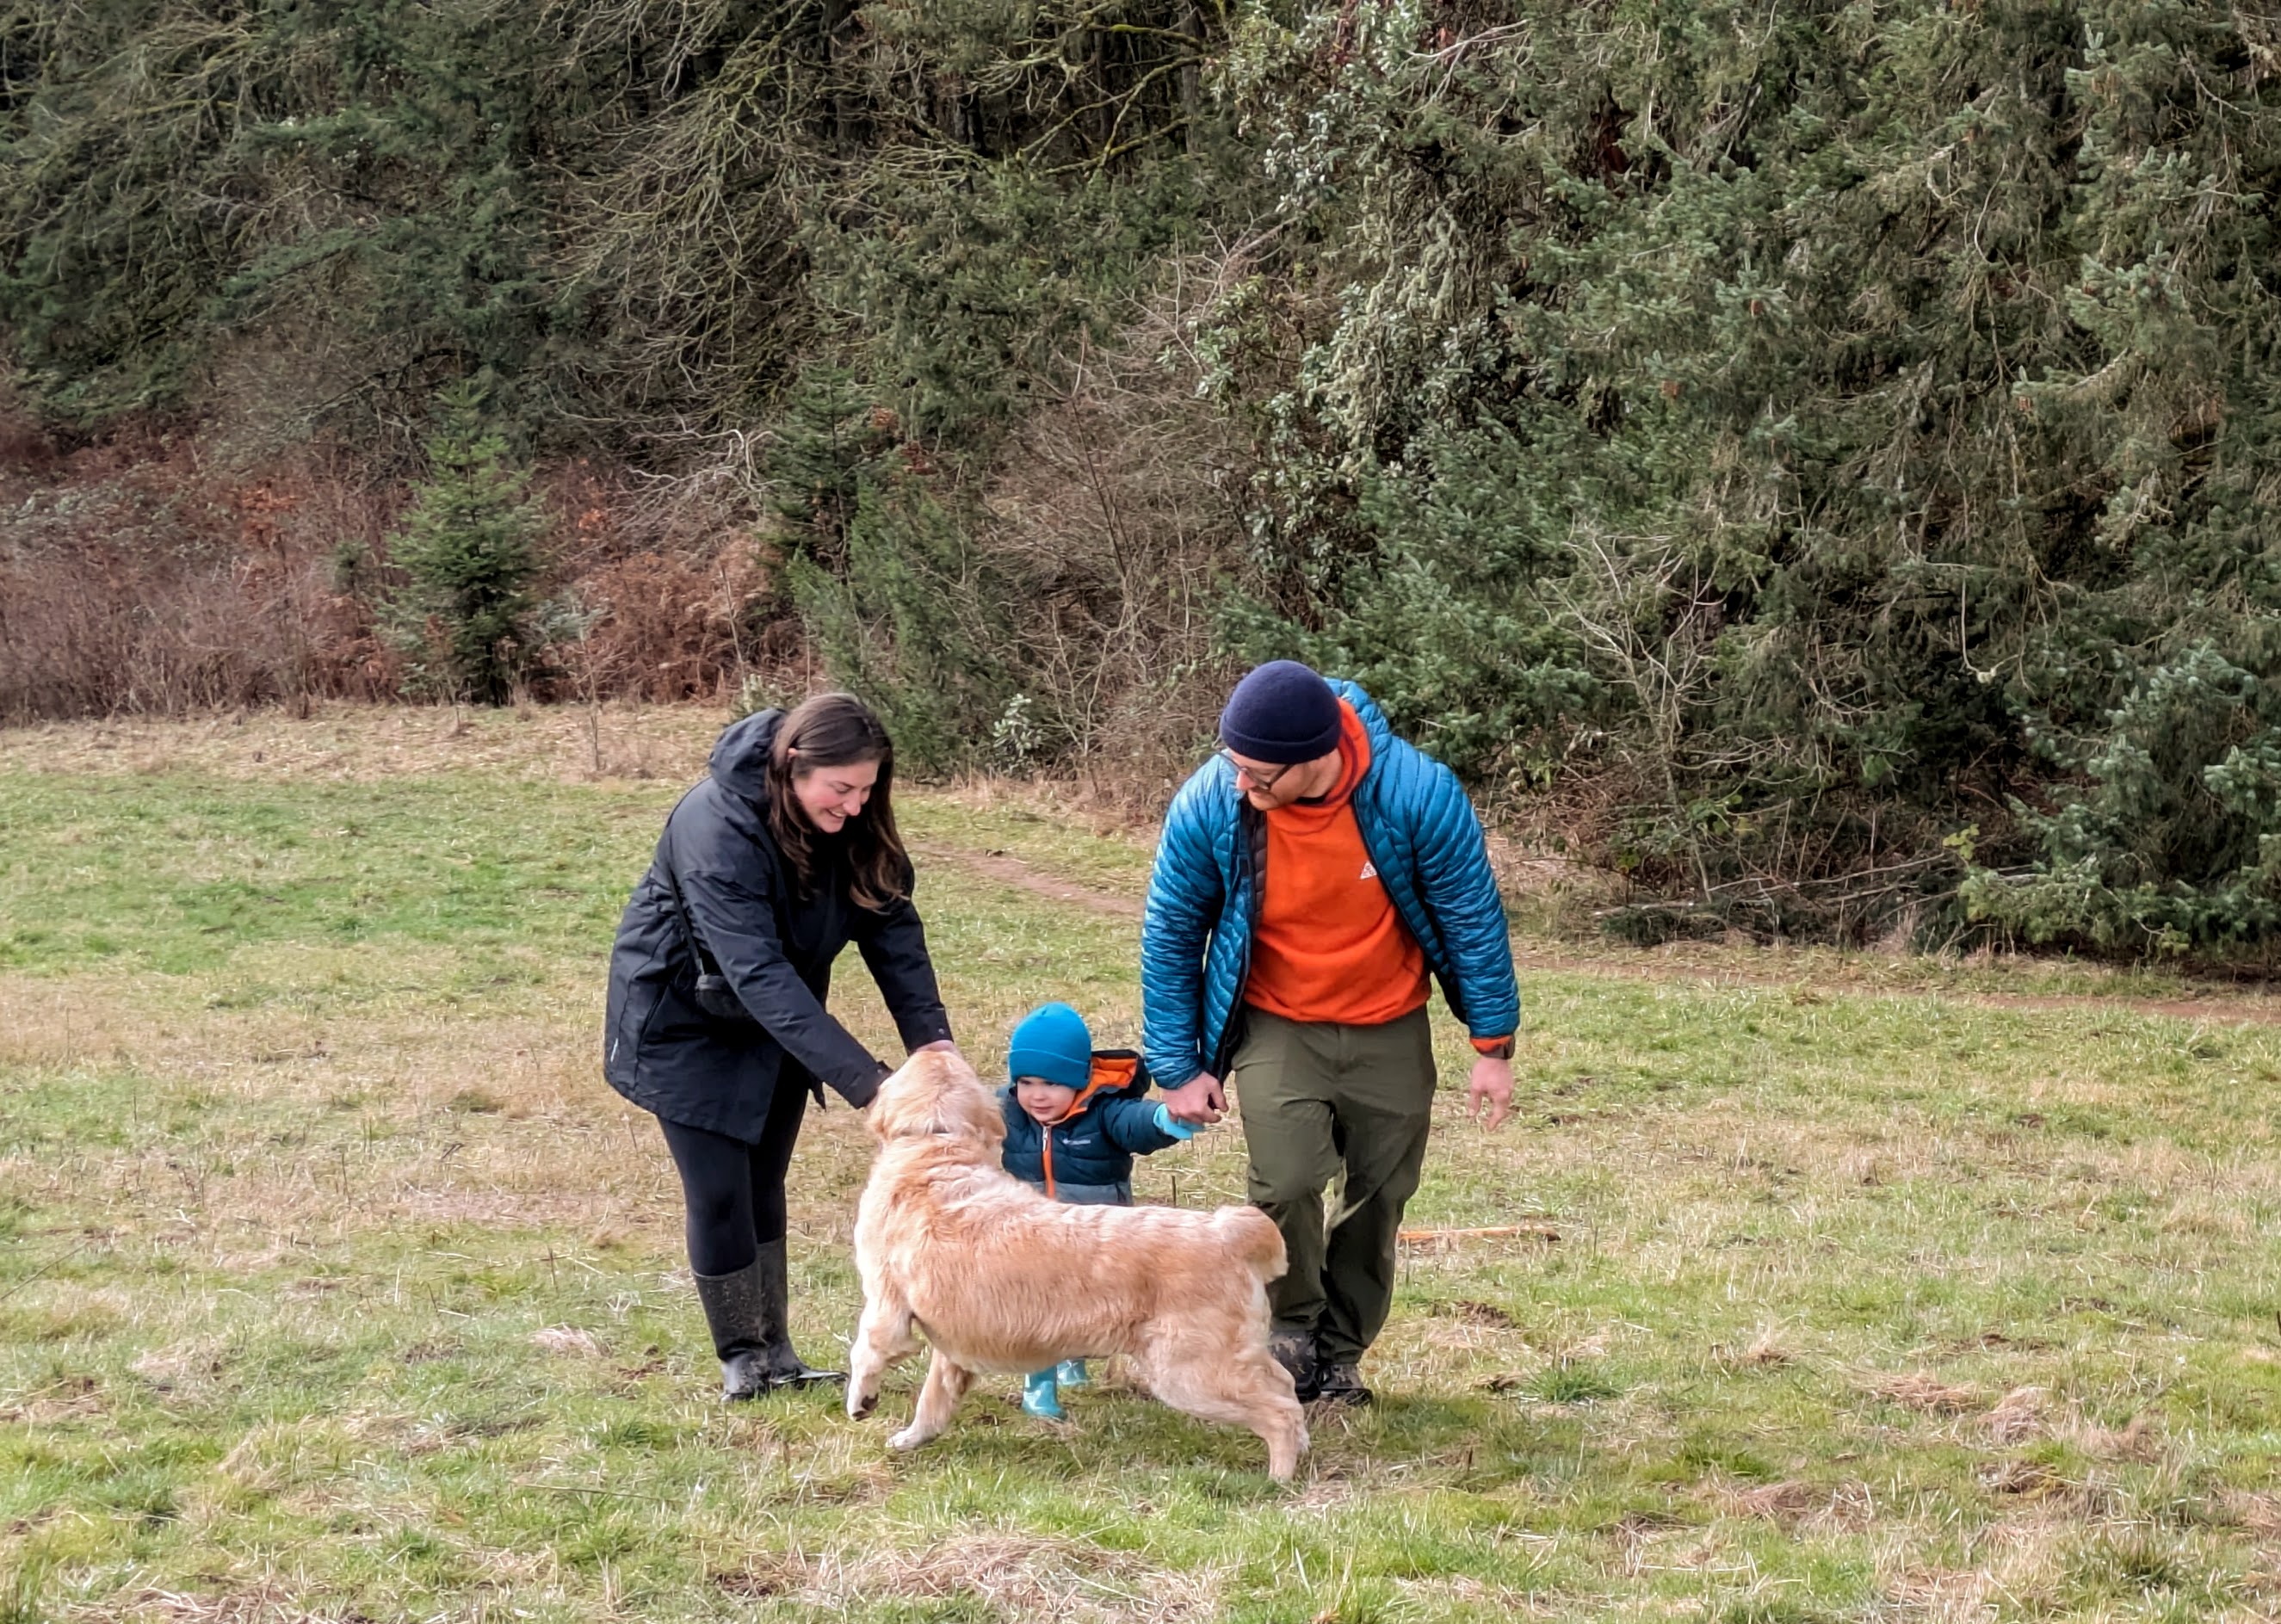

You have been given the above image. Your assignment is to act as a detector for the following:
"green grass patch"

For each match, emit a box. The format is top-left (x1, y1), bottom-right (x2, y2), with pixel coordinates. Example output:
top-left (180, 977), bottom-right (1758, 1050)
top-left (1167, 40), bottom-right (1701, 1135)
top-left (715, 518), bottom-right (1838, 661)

top-left (5, 716), bottom-right (2281, 1621)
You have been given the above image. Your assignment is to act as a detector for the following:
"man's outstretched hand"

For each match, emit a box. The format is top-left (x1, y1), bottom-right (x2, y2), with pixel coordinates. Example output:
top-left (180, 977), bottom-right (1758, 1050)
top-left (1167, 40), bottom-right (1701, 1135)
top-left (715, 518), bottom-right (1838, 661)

top-left (1159, 1072), bottom-right (1227, 1127)
top-left (1467, 1054), bottom-right (1513, 1130)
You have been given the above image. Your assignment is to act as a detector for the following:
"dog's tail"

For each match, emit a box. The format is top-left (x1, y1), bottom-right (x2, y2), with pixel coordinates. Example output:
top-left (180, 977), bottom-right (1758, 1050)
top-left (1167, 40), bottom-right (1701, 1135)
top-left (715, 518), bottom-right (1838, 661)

top-left (1214, 1205), bottom-right (1288, 1283)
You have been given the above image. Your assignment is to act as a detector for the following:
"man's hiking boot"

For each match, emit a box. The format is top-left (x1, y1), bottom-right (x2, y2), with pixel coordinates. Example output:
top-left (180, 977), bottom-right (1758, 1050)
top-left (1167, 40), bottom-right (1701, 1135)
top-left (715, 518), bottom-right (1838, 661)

top-left (1268, 1328), bottom-right (1321, 1403)
top-left (1314, 1360), bottom-right (1373, 1406)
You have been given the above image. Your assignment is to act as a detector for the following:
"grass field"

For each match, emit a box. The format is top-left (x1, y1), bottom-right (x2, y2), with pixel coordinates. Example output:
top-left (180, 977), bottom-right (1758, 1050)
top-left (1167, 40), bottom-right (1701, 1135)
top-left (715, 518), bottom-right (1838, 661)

top-left (3, 704), bottom-right (2280, 1623)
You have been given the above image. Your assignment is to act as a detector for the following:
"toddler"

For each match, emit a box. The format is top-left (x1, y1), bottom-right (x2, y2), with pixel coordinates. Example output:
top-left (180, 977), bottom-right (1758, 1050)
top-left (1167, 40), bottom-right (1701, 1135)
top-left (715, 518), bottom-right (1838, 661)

top-left (998, 1001), bottom-right (1202, 1418)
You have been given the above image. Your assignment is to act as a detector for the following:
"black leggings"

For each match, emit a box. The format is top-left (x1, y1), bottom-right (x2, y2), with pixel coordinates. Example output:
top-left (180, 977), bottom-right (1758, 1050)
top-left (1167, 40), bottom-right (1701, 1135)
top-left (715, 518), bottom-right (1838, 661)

top-left (657, 1078), bottom-right (809, 1277)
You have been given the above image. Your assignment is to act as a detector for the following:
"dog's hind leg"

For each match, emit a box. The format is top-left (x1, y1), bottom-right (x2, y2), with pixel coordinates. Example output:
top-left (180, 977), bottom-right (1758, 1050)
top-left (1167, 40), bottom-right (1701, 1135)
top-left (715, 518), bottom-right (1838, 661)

top-left (847, 1294), bottom-right (921, 1421)
top-left (887, 1349), bottom-right (974, 1452)
top-left (1147, 1338), bottom-right (1309, 1482)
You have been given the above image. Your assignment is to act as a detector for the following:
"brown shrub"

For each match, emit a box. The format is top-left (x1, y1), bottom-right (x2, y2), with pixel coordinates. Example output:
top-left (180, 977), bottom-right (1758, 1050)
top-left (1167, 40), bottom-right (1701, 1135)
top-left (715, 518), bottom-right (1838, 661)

top-left (968, 250), bottom-right (1258, 807)
top-left (0, 419), bottom-right (399, 719)
top-left (0, 404), bottom-right (785, 719)
top-left (562, 546), bottom-right (773, 703)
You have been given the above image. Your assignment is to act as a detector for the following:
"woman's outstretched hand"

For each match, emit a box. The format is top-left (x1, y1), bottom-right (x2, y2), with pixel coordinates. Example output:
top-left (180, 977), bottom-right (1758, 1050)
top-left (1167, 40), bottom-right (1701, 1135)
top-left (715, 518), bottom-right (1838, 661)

top-left (854, 1040), bottom-right (957, 1111)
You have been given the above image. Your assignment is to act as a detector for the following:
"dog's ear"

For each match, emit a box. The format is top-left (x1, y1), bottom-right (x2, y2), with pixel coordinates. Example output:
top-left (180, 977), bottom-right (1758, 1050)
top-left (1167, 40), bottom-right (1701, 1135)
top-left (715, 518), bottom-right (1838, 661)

top-left (951, 1071), bottom-right (1004, 1146)
top-left (973, 1087), bottom-right (1007, 1149)
top-left (915, 1050), bottom-right (1004, 1145)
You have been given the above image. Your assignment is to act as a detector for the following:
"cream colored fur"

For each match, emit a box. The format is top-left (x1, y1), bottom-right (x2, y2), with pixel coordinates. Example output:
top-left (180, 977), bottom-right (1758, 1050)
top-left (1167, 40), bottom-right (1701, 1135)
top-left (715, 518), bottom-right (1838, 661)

top-left (845, 1050), bottom-right (1307, 1479)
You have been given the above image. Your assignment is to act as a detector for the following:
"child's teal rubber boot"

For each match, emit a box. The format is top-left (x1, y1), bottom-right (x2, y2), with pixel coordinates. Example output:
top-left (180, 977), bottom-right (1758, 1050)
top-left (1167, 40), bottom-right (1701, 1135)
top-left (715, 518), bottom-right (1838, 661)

top-left (1021, 1368), bottom-right (1063, 1419)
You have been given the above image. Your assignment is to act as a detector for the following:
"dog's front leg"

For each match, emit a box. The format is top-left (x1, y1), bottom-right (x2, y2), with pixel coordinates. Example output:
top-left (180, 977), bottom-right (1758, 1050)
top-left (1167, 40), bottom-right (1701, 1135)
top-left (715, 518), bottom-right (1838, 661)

top-left (887, 1349), bottom-right (973, 1453)
top-left (847, 1294), bottom-right (919, 1421)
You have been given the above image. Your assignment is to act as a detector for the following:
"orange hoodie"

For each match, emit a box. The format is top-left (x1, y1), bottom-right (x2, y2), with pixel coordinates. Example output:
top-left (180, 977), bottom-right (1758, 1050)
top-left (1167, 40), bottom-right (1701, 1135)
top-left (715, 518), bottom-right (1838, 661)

top-left (1244, 701), bottom-right (1431, 1027)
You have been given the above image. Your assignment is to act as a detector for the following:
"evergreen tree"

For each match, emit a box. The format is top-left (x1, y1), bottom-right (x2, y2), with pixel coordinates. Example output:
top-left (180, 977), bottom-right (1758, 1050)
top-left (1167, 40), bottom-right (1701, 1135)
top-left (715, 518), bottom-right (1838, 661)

top-left (12, 0), bottom-right (2281, 954)
top-left (790, 478), bottom-right (1021, 775)
top-left (1205, 0), bottom-right (2281, 945)
top-left (384, 385), bottom-right (547, 706)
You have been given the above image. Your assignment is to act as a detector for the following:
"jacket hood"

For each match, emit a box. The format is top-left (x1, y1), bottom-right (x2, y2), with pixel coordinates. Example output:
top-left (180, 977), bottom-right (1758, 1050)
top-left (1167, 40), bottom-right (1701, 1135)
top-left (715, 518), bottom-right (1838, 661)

top-left (1063, 1051), bottom-right (1145, 1117)
top-left (708, 709), bottom-right (782, 802)
top-left (1326, 679), bottom-right (1395, 763)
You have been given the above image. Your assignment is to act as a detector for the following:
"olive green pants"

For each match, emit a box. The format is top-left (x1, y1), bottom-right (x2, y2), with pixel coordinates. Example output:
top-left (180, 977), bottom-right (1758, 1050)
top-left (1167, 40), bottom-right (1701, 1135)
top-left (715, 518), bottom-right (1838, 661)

top-left (1229, 1006), bottom-right (1436, 1363)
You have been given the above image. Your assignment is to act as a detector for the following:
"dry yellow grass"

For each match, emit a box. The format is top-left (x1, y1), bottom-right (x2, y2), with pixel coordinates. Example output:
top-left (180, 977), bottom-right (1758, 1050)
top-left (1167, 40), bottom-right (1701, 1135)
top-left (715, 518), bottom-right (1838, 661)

top-left (0, 701), bottom-right (720, 784)
top-left (7, 707), bottom-right (2281, 1621)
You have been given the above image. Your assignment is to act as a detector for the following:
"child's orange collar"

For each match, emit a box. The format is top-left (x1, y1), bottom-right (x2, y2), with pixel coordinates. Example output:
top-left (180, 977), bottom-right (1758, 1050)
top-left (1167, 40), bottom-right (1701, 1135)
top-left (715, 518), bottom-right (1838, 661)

top-left (1046, 1053), bottom-right (1140, 1123)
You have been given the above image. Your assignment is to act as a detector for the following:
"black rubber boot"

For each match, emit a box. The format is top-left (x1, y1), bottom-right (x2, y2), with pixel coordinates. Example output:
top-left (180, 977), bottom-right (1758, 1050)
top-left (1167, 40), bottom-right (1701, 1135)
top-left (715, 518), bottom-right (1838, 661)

top-left (692, 1257), bottom-right (773, 1400)
top-left (748, 1238), bottom-right (844, 1389)
top-left (691, 1244), bottom-right (843, 1399)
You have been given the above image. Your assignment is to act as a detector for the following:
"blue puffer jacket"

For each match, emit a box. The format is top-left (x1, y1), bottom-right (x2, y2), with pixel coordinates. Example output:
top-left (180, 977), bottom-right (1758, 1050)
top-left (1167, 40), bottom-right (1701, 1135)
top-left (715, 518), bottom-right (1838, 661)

top-left (1140, 681), bottom-right (1520, 1088)
top-left (999, 1052), bottom-right (1179, 1205)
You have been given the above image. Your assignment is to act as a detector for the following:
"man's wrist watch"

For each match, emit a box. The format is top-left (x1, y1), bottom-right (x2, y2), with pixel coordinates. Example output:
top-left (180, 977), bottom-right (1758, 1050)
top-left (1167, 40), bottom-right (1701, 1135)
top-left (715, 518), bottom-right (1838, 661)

top-left (1474, 1037), bottom-right (1516, 1061)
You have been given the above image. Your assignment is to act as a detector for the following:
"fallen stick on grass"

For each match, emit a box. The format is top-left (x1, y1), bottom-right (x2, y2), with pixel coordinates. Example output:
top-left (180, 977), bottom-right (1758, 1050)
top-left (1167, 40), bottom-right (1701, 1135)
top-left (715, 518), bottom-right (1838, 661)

top-left (1398, 1224), bottom-right (1559, 1244)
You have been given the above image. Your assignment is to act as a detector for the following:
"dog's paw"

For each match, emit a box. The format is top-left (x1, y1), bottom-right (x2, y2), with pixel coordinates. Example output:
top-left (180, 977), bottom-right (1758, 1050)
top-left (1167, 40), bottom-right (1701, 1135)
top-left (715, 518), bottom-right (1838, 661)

top-left (887, 1425), bottom-right (930, 1453)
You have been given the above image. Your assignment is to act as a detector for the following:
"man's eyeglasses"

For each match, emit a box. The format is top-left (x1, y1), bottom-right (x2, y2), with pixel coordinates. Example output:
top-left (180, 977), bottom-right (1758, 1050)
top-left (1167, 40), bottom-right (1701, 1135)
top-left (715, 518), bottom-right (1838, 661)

top-left (1215, 747), bottom-right (1295, 791)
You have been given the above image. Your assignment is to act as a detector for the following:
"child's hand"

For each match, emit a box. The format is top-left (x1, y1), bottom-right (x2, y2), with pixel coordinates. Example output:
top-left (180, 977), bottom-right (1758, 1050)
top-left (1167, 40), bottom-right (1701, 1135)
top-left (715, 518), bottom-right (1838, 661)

top-left (1152, 1102), bottom-right (1202, 1141)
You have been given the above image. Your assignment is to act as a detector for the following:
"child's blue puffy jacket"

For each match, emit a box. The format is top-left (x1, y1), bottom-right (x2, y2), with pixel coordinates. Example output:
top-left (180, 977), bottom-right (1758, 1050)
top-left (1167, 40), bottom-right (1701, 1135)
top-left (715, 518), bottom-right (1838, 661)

top-left (999, 1051), bottom-right (1179, 1205)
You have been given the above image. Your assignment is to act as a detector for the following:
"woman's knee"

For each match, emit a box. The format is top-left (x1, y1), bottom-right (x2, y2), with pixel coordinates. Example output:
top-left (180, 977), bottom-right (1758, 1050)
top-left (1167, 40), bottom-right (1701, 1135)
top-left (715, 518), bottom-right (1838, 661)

top-left (682, 1180), bottom-right (747, 1233)
top-left (750, 1182), bottom-right (789, 1244)
top-left (668, 1145), bottom-right (758, 1268)
top-left (681, 1188), bottom-right (757, 1275)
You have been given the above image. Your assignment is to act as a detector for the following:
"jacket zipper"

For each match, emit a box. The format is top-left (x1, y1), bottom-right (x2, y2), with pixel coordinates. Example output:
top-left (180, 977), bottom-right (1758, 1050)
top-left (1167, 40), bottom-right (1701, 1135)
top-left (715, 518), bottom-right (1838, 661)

top-left (1353, 781), bottom-right (1468, 1027)
top-left (1042, 1127), bottom-right (1056, 1199)
top-left (1212, 800), bottom-right (1264, 1078)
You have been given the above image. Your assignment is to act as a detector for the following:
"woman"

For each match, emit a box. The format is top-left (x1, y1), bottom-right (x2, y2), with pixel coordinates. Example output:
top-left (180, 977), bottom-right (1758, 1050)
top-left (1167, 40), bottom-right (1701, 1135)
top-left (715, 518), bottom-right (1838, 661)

top-left (604, 693), bottom-right (955, 1399)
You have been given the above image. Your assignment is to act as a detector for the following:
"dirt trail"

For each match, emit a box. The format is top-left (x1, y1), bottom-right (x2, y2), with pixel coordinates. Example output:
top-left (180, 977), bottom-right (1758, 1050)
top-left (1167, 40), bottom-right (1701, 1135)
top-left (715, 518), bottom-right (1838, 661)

top-left (1953, 991), bottom-right (2281, 1025)
top-left (920, 842), bottom-right (2281, 1028)
top-left (1504, 949), bottom-right (2281, 1029)
top-left (912, 843), bottom-right (1144, 921)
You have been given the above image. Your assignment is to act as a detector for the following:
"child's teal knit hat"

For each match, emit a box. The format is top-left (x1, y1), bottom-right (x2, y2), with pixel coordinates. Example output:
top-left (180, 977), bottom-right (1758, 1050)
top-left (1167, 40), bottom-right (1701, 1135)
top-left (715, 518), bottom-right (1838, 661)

top-left (1007, 1003), bottom-right (1092, 1089)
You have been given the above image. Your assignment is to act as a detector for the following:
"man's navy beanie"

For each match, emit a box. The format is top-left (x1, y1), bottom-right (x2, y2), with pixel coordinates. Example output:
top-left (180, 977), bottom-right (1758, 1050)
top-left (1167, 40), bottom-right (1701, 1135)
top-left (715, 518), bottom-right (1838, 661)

top-left (1220, 660), bottom-right (1342, 765)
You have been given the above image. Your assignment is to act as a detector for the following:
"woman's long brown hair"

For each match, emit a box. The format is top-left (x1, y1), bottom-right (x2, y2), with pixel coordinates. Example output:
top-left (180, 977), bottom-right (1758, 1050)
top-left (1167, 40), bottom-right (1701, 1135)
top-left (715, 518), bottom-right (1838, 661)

top-left (764, 693), bottom-right (910, 911)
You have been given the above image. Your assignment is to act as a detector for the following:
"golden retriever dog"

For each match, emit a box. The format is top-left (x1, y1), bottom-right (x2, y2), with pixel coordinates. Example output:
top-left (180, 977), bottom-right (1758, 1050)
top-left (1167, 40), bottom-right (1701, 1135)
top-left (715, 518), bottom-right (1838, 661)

top-left (846, 1050), bottom-right (1307, 1479)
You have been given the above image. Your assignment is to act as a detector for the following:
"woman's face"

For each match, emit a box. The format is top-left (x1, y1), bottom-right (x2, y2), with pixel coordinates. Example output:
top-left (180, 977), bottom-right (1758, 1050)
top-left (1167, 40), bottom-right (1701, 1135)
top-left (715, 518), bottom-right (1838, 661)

top-left (791, 756), bottom-right (881, 835)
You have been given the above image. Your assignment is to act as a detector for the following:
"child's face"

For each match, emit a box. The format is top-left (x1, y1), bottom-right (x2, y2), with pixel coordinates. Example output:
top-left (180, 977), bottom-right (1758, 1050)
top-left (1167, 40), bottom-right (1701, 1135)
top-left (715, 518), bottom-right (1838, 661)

top-left (1015, 1077), bottom-right (1079, 1124)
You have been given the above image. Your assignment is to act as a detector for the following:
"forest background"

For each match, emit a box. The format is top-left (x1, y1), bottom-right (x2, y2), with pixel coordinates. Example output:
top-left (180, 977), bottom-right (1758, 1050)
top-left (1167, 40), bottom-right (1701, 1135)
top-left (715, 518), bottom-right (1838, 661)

top-left (6, 0), bottom-right (2281, 960)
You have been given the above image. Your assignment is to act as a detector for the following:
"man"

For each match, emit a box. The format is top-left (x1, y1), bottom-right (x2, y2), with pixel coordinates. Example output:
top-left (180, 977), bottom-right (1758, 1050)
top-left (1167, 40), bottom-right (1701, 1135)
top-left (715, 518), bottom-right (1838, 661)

top-left (1141, 660), bottom-right (1519, 1405)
